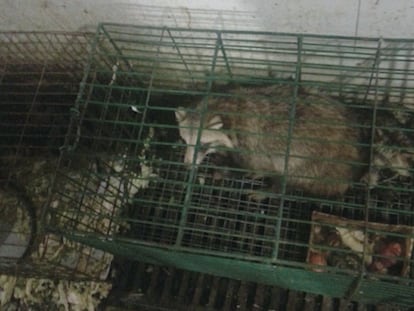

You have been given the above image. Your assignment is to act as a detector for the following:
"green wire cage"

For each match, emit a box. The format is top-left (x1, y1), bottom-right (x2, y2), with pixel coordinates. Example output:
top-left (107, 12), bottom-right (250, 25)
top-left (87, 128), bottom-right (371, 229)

top-left (45, 24), bottom-right (414, 306)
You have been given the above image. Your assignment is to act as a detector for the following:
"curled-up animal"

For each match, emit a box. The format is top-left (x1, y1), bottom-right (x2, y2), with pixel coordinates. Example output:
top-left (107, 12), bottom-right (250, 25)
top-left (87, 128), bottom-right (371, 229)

top-left (176, 84), bottom-right (362, 197)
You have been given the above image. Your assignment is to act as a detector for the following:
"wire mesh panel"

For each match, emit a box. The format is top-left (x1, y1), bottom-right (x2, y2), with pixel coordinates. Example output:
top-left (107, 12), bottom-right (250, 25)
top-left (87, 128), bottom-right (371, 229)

top-left (0, 31), bottom-right (90, 183)
top-left (0, 30), bottom-right (92, 273)
top-left (0, 31), bottom-right (117, 310)
top-left (47, 24), bottom-right (414, 306)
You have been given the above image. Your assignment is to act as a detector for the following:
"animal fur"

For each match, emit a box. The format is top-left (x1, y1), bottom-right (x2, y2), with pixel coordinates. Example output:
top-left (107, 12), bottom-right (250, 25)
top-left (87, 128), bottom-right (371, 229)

top-left (175, 85), bottom-right (361, 197)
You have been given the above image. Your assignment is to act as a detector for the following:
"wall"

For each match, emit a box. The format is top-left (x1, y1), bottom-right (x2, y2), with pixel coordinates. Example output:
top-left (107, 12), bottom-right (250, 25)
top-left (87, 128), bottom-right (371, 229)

top-left (1, 0), bottom-right (414, 38)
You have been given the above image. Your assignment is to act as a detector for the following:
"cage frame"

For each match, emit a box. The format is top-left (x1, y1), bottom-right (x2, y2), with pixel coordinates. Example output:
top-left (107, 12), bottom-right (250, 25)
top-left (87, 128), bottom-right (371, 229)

top-left (43, 23), bottom-right (414, 306)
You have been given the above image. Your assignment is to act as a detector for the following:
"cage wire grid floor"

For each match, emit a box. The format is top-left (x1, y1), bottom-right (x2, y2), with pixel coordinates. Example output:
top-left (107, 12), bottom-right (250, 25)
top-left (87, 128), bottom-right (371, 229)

top-left (107, 259), bottom-right (410, 311)
top-left (1, 26), bottom-right (414, 309)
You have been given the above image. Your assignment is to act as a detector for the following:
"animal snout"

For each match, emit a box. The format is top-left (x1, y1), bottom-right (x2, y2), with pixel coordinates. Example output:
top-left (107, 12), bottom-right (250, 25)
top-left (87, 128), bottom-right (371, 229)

top-left (182, 146), bottom-right (206, 167)
top-left (183, 147), bottom-right (197, 166)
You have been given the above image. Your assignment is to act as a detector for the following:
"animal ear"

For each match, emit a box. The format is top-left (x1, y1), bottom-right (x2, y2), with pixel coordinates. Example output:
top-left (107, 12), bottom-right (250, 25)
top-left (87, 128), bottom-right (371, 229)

top-left (175, 107), bottom-right (186, 122)
top-left (208, 115), bottom-right (223, 130)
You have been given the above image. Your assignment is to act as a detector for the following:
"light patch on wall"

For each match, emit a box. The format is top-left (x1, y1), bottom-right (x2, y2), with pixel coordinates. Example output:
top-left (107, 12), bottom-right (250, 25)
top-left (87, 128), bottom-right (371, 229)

top-left (0, 0), bottom-right (414, 37)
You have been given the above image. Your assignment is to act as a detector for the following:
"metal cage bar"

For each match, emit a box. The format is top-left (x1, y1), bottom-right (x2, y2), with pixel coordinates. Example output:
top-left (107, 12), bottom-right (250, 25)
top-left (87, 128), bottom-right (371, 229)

top-left (42, 24), bottom-right (414, 306)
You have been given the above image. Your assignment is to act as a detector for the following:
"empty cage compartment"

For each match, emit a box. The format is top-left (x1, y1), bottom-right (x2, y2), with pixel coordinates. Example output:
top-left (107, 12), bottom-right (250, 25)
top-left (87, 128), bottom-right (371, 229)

top-left (44, 24), bottom-right (414, 306)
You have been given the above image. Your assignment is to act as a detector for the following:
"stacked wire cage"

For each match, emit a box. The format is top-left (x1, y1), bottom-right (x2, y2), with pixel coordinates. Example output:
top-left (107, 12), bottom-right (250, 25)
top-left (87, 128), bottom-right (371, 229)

top-left (45, 24), bottom-right (414, 306)
top-left (0, 32), bottom-right (114, 308)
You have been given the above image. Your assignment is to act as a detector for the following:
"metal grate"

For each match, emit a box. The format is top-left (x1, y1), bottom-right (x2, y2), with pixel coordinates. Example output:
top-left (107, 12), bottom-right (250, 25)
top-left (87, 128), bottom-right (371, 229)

top-left (46, 24), bottom-right (414, 306)
top-left (107, 260), bottom-right (409, 311)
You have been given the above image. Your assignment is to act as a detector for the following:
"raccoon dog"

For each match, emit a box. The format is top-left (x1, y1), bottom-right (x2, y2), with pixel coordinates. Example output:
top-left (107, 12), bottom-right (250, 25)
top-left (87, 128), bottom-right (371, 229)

top-left (175, 85), bottom-right (361, 197)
